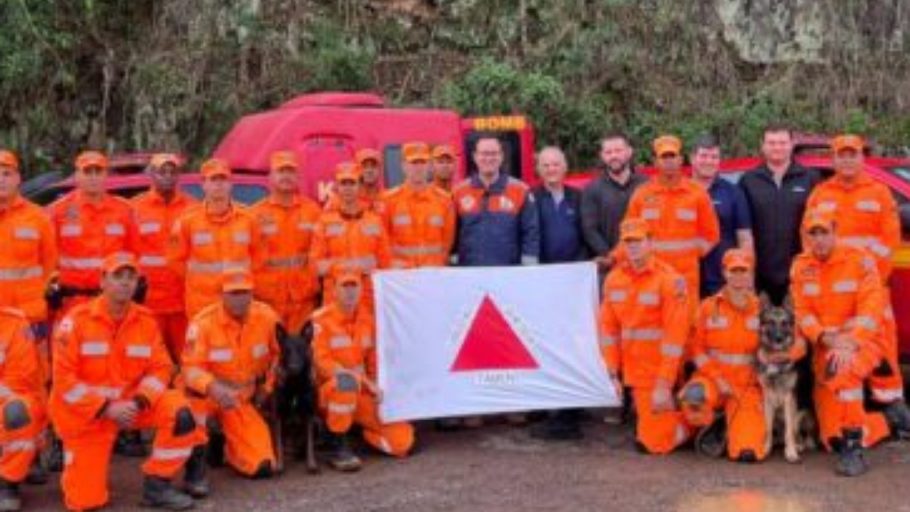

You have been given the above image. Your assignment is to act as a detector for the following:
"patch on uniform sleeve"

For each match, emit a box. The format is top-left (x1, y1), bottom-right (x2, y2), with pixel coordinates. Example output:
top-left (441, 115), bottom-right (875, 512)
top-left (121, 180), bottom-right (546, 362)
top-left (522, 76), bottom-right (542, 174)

top-left (57, 317), bottom-right (74, 335)
top-left (21, 326), bottom-right (34, 342)
top-left (459, 195), bottom-right (476, 212)
top-left (862, 256), bottom-right (876, 273)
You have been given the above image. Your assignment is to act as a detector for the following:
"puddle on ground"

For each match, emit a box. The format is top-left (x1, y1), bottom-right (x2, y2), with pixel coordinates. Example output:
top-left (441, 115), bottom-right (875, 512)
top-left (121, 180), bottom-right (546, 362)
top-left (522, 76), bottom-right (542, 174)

top-left (677, 490), bottom-right (819, 512)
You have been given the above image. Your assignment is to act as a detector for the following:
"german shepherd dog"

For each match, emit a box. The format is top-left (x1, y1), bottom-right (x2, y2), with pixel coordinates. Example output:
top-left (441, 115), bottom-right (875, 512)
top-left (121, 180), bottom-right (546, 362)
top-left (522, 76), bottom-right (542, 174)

top-left (276, 322), bottom-right (320, 473)
top-left (756, 294), bottom-right (815, 463)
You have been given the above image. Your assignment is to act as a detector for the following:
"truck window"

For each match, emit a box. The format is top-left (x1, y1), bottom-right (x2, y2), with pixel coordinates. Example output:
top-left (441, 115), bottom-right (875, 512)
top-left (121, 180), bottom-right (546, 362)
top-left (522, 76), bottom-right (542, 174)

top-left (181, 184), bottom-right (267, 205)
top-left (383, 145), bottom-right (404, 188)
top-left (464, 131), bottom-right (522, 181)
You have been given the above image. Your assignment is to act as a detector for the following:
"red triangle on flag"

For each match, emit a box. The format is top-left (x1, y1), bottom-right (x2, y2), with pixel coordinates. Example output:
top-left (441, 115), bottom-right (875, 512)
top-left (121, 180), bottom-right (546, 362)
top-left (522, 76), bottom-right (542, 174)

top-left (450, 294), bottom-right (539, 372)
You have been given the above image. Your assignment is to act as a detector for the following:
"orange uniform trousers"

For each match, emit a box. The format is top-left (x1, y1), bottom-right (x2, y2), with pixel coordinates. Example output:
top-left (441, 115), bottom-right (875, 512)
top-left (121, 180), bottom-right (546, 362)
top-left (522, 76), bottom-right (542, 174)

top-left (58, 390), bottom-right (205, 511)
top-left (188, 397), bottom-right (275, 477)
top-left (630, 387), bottom-right (692, 455)
top-left (319, 376), bottom-right (413, 457)
top-left (0, 394), bottom-right (46, 483)
top-left (680, 375), bottom-right (767, 460)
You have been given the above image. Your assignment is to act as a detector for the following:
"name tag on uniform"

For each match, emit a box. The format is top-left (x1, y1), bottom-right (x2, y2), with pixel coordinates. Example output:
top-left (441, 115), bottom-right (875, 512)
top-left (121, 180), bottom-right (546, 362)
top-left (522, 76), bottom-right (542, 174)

top-left (105, 223), bottom-right (125, 236)
top-left (139, 222), bottom-right (161, 234)
top-left (252, 343), bottom-right (268, 359)
top-left (81, 341), bottom-right (110, 356)
top-left (14, 227), bottom-right (38, 240)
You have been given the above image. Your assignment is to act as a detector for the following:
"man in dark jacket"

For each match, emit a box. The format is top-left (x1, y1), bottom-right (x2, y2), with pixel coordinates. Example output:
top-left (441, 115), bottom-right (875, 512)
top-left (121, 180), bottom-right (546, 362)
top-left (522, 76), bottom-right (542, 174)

top-left (580, 133), bottom-right (648, 279)
top-left (529, 146), bottom-right (587, 440)
top-left (739, 125), bottom-right (820, 305)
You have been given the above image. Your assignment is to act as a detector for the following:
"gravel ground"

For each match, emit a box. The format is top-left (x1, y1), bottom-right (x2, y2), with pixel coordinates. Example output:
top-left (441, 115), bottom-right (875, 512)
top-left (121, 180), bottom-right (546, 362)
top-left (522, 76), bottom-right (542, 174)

top-left (23, 418), bottom-right (910, 512)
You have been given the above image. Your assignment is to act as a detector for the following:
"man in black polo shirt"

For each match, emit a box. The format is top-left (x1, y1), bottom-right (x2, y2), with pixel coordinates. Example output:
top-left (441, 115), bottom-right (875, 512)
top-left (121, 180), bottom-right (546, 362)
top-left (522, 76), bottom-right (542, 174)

top-left (580, 132), bottom-right (648, 280)
top-left (739, 125), bottom-right (820, 304)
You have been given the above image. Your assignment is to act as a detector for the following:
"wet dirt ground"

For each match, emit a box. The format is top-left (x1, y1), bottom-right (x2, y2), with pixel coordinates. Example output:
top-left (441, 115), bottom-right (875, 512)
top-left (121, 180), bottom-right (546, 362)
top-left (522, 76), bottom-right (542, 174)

top-left (24, 417), bottom-right (910, 512)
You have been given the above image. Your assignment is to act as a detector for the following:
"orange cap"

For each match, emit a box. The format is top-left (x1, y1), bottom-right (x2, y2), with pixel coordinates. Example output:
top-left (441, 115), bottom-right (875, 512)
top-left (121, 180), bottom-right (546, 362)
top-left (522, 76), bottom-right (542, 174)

top-left (620, 218), bottom-right (649, 241)
top-left (802, 208), bottom-right (835, 232)
top-left (270, 150), bottom-right (298, 172)
top-left (653, 135), bottom-right (682, 157)
top-left (149, 153), bottom-right (182, 169)
top-left (402, 142), bottom-right (431, 163)
top-left (335, 162), bottom-right (361, 182)
top-left (722, 249), bottom-right (753, 271)
top-left (431, 144), bottom-right (457, 160)
top-left (75, 151), bottom-right (109, 172)
top-left (355, 148), bottom-right (381, 166)
top-left (200, 158), bottom-right (231, 178)
top-left (831, 134), bottom-right (864, 154)
top-left (222, 268), bottom-right (254, 292)
top-left (102, 252), bottom-right (139, 274)
top-left (0, 150), bottom-right (19, 172)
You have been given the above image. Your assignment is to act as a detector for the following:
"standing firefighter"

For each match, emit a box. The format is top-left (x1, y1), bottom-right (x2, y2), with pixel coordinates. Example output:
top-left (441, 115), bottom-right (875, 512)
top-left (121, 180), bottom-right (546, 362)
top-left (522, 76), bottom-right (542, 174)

top-left (382, 142), bottom-right (455, 269)
top-left (805, 134), bottom-right (910, 432)
top-left (625, 135), bottom-right (719, 302)
top-left (600, 218), bottom-right (692, 454)
top-left (0, 149), bottom-right (57, 385)
top-left (49, 253), bottom-right (205, 511)
top-left (48, 151), bottom-right (137, 316)
top-left (181, 269), bottom-right (281, 480)
top-left (312, 269), bottom-right (414, 471)
top-left (168, 158), bottom-right (259, 320)
top-left (131, 153), bottom-right (198, 360)
top-left (310, 162), bottom-right (391, 306)
top-left (431, 144), bottom-right (458, 192)
top-left (250, 151), bottom-right (322, 334)
top-left (790, 208), bottom-right (895, 476)
top-left (0, 307), bottom-right (48, 512)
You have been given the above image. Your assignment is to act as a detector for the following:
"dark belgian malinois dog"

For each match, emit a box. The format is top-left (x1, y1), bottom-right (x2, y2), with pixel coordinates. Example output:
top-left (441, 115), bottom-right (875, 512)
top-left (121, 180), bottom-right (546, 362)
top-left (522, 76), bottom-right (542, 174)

top-left (756, 294), bottom-right (816, 463)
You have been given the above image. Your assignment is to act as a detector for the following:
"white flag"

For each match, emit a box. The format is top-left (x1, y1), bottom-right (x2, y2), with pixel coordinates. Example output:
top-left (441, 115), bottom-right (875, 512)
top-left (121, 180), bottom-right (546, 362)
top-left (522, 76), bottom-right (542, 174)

top-left (374, 262), bottom-right (619, 422)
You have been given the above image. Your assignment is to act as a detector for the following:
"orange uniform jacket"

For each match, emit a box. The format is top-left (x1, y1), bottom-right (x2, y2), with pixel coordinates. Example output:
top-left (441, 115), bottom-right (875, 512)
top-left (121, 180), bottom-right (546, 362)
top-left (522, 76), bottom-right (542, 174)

top-left (311, 304), bottom-right (376, 384)
top-left (625, 179), bottom-right (719, 291)
top-left (181, 301), bottom-right (281, 398)
top-left (0, 307), bottom-right (45, 399)
top-left (49, 297), bottom-right (172, 437)
top-left (600, 256), bottom-right (690, 388)
top-left (0, 196), bottom-right (57, 321)
top-left (249, 195), bottom-right (322, 314)
top-left (806, 175), bottom-right (900, 281)
top-left (791, 245), bottom-right (885, 373)
top-left (309, 210), bottom-right (391, 288)
top-left (168, 203), bottom-right (259, 318)
top-left (130, 190), bottom-right (198, 314)
top-left (381, 184), bottom-right (455, 268)
top-left (49, 191), bottom-right (137, 290)
top-left (691, 293), bottom-right (763, 387)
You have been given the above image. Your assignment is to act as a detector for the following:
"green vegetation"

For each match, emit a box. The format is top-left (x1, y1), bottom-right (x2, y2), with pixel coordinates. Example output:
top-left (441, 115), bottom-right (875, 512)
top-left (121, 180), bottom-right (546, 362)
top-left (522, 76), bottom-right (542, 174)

top-left (1, 0), bottom-right (908, 174)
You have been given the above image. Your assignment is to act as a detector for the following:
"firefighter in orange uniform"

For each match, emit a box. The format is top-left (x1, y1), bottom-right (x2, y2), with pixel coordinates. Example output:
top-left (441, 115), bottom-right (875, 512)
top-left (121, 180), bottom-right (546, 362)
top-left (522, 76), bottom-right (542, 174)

top-left (324, 148), bottom-right (386, 213)
top-left (600, 218), bottom-right (692, 454)
top-left (625, 135), bottom-right (719, 300)
top-left (49, 253), bottom-right (205, 511)
top-left (180, 268), bottom-right (281, 480)
top-left (168, 158), bottom-right (259, 320)
top-left (0, 306), bottom-right (49, 512)
top-left (382, 142), bottom-right (455, 268)
top-left (131, 154), bottom-right (198, 360)
top-left (309, 163), bottom-right (391, 305)
top-left (250, 151), bottom-right (321, 334)
top-left (312, 268), bottom-right (414, 471)
top-left (791, 208), bottom-right (895, 476)
top-left (0, 150), bottom-right (57, 386)
top-left (678, 249), bottom-right (774, 463)
top-left (806, 134), bottom-right (910, 430)
top-left (431, 144), bottom-right (458, 192)
top-left (48, 151), bottom-right (137, 317)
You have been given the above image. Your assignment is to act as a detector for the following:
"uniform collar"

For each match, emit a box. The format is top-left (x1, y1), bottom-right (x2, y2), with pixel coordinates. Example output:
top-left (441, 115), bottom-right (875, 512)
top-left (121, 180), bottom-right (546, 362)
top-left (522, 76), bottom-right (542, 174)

top-left (266, 193), bottom-right (302, 208)
top-left (471, 172), bottom-right (508, 192)
top-left (88, 295), bottom-right (139, 326)
top-left (204, 201), bottom-right (238, 223)
top-left (829, 173), bottom-right (872, 190)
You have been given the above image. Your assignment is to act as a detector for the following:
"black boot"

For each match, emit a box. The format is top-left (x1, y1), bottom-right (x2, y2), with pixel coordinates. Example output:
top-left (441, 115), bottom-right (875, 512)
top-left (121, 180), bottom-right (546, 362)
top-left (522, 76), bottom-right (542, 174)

top-left (116, 430), bottom-right (148, 458)
top-left (883, 401), bottom-right (910, 440)
top-left (0, 479), bottom-right (21, 512)
top-left (183, 445), bottom-right (209, 499)
top-left (45, 436), bottom-right (63, 473)
top-left (24, 459), bottom-right (47, 485)
top-left (835, 428), bottom-right (868, 477)
top-left (695, 413), bottom-right (727, 458)
top-left (327, 434), bottom-right (361, 472)
top-left (530, 410), bottom-right (583, 441)
top-left (141, 476), bottom-right (194, 510)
